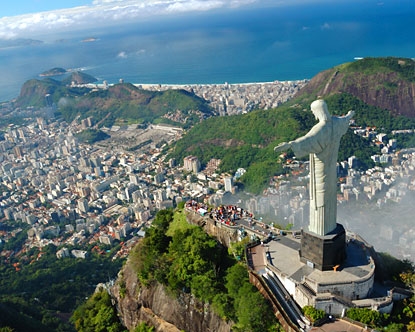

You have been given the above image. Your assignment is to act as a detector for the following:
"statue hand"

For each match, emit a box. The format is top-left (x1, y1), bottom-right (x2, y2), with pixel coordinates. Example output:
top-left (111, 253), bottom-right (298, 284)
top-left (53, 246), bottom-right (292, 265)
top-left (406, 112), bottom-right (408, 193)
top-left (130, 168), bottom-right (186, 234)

top-left (346, 110), bottom-right (354, 118)
top-left (274, 142), bottom-right (290, 153)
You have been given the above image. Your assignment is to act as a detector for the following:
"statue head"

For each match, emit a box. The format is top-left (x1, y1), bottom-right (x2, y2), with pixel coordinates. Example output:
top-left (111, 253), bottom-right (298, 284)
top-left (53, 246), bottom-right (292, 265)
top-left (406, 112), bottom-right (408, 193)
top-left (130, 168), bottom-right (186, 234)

top-left (310, 99), bottom-right (330, 122)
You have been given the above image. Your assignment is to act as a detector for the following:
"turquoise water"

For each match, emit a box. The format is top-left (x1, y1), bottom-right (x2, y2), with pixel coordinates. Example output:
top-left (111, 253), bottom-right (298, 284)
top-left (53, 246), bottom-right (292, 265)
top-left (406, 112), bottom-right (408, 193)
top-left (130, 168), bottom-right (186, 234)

top-left (1, 0), bottom-right (415, 101)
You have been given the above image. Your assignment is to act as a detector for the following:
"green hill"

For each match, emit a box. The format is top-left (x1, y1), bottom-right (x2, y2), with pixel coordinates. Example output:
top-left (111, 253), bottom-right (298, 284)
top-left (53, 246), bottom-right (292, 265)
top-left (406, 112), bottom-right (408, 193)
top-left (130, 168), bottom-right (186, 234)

top-left (169, 57), bottom-right (415, 193)
top-left (16, 79), bottom-right (213, 128)
top-left (62, 71), bottom-right (97, 85)
top-left (39, 67), bottom-right (67, 77)
top-left (294, 57), bottom-right (415, 118)
top-left (16, 78), bottom-right (88, 108)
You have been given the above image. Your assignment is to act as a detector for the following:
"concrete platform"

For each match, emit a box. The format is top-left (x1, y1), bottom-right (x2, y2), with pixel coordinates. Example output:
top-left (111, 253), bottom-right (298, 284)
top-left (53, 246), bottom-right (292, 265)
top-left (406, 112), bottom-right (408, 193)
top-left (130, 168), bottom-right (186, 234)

top-left (262, 234), bottom-right (374, 287)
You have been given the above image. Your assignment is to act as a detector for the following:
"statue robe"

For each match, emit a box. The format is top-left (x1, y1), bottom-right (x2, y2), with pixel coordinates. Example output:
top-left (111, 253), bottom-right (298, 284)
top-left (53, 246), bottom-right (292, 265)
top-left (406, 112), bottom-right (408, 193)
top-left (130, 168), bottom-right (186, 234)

top-left (290, 116), bottom-right (350, 236)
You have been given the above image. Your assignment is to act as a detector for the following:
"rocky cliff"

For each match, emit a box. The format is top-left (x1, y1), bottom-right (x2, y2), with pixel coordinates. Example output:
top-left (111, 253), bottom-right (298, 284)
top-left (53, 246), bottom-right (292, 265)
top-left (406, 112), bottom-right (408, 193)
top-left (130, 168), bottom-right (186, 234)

top-left (110, 210), bottom-right (239, 332)
top-left (295, 57), bottom-right (415, 118)
top-left (111, 247), bottom-right (232, 332)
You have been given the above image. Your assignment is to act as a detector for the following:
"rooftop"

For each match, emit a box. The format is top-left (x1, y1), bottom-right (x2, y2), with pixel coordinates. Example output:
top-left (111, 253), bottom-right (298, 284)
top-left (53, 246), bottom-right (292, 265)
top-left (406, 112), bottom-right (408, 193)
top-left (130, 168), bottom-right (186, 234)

top-left (255, 234), bottom-right (375, 286)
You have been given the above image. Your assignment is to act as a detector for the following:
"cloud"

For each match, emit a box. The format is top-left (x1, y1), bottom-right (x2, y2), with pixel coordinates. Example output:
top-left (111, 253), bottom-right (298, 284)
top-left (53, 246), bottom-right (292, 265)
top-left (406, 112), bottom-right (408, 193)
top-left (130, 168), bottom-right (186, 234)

top-left (165, 0), bottom-right (224, 13)
top-left (117, 51), bottom-right (128, 58)
top-left (0, 0), bottom-right (262, 40)
top-left (320, 22), bottom-right (331, 30)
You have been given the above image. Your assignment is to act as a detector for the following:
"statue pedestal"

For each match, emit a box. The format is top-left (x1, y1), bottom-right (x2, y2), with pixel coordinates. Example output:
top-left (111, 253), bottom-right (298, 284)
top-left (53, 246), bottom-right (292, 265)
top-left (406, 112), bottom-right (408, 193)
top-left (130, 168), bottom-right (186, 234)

top-left (299, 223), bottom-right (346, 271)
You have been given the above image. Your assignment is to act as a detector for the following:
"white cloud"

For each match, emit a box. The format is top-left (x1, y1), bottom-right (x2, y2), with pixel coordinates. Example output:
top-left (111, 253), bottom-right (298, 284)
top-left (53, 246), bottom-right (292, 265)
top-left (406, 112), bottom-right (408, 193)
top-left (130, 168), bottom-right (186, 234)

top-left (165, 0), bottom-right (224, 13)
top-left (0, 0), bottom-right (262, 40)
top-left (117, 51), bottom-right (128, 58)
top-left (92, 0), bottom-right (127, 4)
top-left (320, 22), bottom-right (331, 30)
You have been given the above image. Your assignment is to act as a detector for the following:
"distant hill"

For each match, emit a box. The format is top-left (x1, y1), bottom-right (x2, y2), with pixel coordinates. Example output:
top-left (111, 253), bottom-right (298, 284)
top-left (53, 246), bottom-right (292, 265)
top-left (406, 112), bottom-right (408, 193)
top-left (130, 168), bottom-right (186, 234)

top-left (16, 79), bottom-right (213, 128)
top-left (63, 71), bottom-right (97, 85)
top-left (0, 38), bottom-right (43, 49)
top-left (294, 57), bottom-right (415, 118)
top-left (16, 78), bottom-right (90, 108)
top-left (38, 68), bottom-right (97, 84)
top-left (39, 67), bottom-right (67, 77)
top-left (169, 57), bottom-right (415, 193)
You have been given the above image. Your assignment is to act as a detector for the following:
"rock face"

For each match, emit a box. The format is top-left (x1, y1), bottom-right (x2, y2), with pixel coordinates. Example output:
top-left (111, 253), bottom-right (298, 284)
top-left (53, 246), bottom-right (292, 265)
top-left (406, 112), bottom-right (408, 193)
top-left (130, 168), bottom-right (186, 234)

top-left (111, 211), bottom-right (240, 332)
top-left (111, 253), bottom-right (232, 332)
top-left (295, 57), bottom-right (415, 118)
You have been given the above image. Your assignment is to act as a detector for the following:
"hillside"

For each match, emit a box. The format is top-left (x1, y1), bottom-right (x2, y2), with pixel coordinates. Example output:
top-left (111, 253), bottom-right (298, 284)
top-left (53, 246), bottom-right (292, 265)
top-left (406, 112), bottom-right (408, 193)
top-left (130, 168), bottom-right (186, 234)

top-left (16, 79), bottom-right (213, 128)
top-left (294, 57), bottom-right (415, 118)
top-left (169, 57), bottom-right (415, 193)
top-left (16, 78), bottom-right (90, 107)
top-left (62, 71), bottom-right (97, 85)
top-left (39, 67), bottom-right (67, 77)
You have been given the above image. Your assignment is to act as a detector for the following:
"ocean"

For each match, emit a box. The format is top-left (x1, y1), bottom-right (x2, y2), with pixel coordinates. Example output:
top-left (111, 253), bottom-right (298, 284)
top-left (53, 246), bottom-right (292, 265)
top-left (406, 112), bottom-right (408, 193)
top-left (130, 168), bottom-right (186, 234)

top-left (1, 0), bottom-right (415, 102)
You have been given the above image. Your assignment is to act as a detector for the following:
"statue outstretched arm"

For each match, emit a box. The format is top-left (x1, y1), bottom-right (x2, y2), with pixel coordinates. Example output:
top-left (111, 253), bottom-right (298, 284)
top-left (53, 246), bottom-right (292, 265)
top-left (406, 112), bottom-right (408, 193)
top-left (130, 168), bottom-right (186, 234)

top-left (274, 141), bottom-right (291, 153)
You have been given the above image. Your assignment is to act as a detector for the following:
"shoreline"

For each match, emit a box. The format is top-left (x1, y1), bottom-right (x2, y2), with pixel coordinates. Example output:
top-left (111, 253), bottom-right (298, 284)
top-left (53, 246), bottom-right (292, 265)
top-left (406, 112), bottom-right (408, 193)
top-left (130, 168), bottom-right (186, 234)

top-left (91, 79), bottom-right (309, 90)
top-left (135, 79), bottom-right (308, 87)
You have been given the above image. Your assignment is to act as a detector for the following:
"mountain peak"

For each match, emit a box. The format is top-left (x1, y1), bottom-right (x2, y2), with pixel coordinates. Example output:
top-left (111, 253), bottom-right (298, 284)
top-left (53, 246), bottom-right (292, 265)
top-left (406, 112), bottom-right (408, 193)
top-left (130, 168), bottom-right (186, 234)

top-left (295, 57), bottom-right (415, 117)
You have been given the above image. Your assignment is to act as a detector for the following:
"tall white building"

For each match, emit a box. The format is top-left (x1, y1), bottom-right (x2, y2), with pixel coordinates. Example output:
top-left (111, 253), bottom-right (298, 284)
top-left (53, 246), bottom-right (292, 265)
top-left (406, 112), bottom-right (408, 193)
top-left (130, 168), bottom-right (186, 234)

top-left (77, 198), bottom-right (89, 213)
top-left (183, 155), bottom-right (201, 174)
top-left (224, 176), bottom-right (233, 192)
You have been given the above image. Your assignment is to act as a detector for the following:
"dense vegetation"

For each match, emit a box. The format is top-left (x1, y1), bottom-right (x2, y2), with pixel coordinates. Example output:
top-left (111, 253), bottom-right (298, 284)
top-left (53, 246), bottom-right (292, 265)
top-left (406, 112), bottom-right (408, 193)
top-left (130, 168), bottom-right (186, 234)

top-left (16, 78), bottom-right (90, 108)
top-left (0, 243), bottom-right (123, 331)
top-left (71, 289), bottom-right (155, 332)
top-left (74, 128), bottom-right (110, 143)
top-left (341, 57), bottom-right (415, 82)
top-left (346, 307), bottom-right (388, 329)
top-left (325, 93), bottom-right (415, 132)
top-left (129, 208), bottom-right (281, 332)
top-left (16, 80), bottom-right (213, 128)
top-left (302, 306), bottom-right (326, 324)
top-left (40, 67), bottom-right (67, 77)
top-left (71, 290), bottom-right (126, 332)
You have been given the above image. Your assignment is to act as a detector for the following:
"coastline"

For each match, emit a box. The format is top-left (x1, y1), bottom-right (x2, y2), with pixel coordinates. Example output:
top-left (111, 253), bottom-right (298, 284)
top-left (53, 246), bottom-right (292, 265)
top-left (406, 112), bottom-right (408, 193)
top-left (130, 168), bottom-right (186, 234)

top-left (87, 79), bottom-right (309, 90)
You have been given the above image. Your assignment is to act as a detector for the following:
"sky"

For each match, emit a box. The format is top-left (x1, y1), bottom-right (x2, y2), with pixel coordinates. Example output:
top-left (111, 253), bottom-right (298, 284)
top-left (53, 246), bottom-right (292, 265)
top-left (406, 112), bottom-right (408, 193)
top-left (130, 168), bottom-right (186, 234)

top-left (0, 0), bottom-right (355, 40)
top-left (1, 1), bottom-right (89, 17)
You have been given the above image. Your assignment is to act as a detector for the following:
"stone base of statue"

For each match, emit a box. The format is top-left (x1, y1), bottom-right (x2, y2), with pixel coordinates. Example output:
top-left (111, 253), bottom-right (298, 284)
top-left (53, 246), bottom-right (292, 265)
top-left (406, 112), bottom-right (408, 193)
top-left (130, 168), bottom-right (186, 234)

top-left (299, 223), bottom-right (346, 271)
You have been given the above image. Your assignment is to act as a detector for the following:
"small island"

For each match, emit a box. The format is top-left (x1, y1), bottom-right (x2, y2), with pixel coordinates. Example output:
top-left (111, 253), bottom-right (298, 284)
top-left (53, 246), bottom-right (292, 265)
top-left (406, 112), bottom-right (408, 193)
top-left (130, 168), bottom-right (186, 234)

top-left (39, 67), bottom-right (67, 77)
top-left (82, 37), bottom-right (98, 43)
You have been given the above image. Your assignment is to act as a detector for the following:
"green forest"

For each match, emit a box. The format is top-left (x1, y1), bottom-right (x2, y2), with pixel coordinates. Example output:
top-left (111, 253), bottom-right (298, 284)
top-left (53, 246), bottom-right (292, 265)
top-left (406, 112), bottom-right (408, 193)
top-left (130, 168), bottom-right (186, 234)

top-left (341, 57), bottom-right (415, 81)
top-left (56, 84), bottom-right (212, 128)
top-left (16, 79), bottom-right (214, 128)
top-left (0, 242), bottom-right (123, 331)
top-left (74, 128), bottom-right (110, 143)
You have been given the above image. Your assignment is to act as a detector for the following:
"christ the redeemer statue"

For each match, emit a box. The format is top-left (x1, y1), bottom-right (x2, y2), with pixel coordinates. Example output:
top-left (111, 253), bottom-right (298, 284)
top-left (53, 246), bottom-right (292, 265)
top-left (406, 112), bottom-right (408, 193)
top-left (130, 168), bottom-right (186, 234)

top-left (274, 99), bottom-right (354, 236)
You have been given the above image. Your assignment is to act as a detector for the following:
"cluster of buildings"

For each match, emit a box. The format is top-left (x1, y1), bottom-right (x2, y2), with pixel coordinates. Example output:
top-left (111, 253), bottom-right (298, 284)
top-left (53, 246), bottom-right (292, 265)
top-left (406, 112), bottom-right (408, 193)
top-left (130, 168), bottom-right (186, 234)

top-left (0, 113), bottom-right (248, 262)
top-left (1, 112), bottom-right (415, 262)
top-left (1, 81), bottom-right (415, 265)
top-left (137, 80), bottom-right (308, 115)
